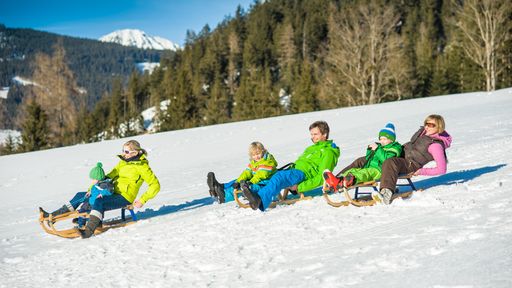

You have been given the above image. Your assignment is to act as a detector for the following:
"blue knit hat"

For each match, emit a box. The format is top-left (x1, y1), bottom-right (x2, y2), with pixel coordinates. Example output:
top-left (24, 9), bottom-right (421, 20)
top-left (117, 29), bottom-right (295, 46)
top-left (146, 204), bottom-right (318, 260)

top-left (379, 123), bottom-right (396, 142)
top-left (89, 162), bottom-right (105, 181)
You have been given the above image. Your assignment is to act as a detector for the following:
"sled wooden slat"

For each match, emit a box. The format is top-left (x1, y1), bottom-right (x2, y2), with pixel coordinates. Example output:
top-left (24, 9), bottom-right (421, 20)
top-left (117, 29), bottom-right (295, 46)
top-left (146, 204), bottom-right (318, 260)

top-left (233, 188), bottom-right (312, 209)
top-left (323, 173), bottom-right (419, 207)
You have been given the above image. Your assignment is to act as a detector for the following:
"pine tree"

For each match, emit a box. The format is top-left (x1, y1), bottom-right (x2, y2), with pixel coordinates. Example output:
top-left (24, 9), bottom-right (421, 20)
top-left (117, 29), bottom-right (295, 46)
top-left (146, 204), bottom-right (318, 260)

top-left (19, 100), bottom-right (49, 152)
top-left (161, 68), bottom-right (195, 130)
top-left (292, 60), bottom-right (317, 113)
top-left (108, 78), bottom-right (123, 138)
top-left (204, 75), bottom-right (230, 125)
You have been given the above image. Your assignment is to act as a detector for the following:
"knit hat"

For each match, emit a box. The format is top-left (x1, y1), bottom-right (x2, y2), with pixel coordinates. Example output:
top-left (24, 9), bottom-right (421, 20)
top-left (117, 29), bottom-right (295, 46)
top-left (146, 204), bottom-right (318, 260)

top-left (89, 162), bottom-right (105, 181)
top-left (379, 123), bottom-right (396, 142)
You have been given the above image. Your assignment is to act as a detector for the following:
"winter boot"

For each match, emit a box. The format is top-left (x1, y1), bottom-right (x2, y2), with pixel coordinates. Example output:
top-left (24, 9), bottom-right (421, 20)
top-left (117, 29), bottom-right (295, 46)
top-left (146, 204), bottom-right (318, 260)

top-left (322, 170), bottom-right (342, 192)
top-left (207, 172), bottom-right (218, 198)
top-left (215, 183), bottom-right (226, 204)
top-left (343, 173), bottom-right (356, 188)
top-left (79, 214), bottom-right (102, 239)
top-left (39, 207), bottom-right (50, 219)
top-left (207, 172), bottom-right (225, 203)
top-left (371, 188), bottom-right (393, 205)
top-left (43, 205), bottom-right (71, 219)
top-left (241, 183), bottom-right (262, 211)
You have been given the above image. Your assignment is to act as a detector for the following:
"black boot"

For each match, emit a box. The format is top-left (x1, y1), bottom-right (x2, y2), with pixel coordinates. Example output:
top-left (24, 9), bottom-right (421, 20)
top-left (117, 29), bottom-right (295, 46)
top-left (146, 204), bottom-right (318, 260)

top-left (79, 215), bottom-right (102, 239)
top-left (39, 207), bottom-right (49, 218)
top-left (49, 205), bottom-right (71, 217)
top-left (241, 184), bottom-right (262, 211)
top-left (208, 172), bottom-right (226, 203)
top-left (207, 172), bottom-right (218, 198)
top-left (215, 183), bottom-right (226, 204)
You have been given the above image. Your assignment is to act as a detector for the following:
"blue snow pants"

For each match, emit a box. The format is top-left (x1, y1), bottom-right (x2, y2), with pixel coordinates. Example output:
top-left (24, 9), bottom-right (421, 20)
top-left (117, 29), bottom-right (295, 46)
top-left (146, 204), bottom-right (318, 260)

top-left (223, 179), bottom-right (267, 202)
top-left (69, 192), bottom-right (131, 218)
top-left (256, 169), bottom-right (305, 211)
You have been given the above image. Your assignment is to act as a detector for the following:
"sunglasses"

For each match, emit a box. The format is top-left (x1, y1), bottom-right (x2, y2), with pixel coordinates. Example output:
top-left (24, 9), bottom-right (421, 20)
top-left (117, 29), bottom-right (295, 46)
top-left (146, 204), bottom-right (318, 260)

top-left (424, 122), bottom-right (436, 128)
top-left (123, 149), bottom-right (136, 154)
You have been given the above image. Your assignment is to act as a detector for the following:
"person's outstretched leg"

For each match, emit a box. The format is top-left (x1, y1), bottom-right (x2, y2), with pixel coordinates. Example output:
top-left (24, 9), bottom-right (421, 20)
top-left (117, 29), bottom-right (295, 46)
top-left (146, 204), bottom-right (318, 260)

top-left (80, 194), bottom-right (130, 238)
top-left (255, 169), bottom-right (305, 211)
top-left (40, 192), bottom-right (88, 218)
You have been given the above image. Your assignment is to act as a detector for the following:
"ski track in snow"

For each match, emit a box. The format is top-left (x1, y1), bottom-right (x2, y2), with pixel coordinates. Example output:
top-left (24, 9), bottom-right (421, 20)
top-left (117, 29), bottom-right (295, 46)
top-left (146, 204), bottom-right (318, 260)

top-left (1, 89), bottom-right (512, 287)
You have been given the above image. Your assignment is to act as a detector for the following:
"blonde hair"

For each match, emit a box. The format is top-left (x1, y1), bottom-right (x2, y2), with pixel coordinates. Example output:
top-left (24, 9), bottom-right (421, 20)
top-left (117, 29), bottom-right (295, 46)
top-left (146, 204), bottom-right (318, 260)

top-left (424, 114), bottom-right (445, 133)
top-left (248, 141), bottom-right (266, 157)
top-left (123, 140), bottom-right (147, 155)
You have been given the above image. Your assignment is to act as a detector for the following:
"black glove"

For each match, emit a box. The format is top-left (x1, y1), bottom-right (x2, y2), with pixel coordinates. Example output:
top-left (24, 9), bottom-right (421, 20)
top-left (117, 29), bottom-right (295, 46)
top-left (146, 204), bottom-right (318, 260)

top-left (232, 182), bottom-right (241, 190)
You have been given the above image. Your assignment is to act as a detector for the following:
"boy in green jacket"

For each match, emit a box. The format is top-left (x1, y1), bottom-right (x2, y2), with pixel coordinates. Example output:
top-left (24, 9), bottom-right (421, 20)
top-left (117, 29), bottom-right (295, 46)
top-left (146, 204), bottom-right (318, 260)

top-left (242, 121), bottom-right (340, 211)
top-left (323, 123), bottom-right (402, 190)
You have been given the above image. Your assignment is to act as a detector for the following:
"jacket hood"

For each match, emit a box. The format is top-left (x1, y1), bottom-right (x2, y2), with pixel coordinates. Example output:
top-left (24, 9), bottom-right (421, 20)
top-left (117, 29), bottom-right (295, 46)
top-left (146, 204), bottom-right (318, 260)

top-left (318, 140), bottom-right (340, 158)
top-left (117, 153), bottom-right (148, 163)
top-left (431, 131), bottom-right (452, 149)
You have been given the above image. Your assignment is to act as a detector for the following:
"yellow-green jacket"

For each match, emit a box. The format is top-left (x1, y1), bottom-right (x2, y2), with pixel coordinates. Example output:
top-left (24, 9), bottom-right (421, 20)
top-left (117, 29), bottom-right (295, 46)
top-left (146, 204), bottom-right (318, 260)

top-left (236, 152), bottom-right (278, 184)
top-left (107, 154), bottom-right (160, 204)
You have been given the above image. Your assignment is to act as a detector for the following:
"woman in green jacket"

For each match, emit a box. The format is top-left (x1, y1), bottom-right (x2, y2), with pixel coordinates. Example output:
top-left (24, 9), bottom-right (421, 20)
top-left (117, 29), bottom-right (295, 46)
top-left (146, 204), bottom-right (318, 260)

top-left (40, 140), bottom-right (160, 238)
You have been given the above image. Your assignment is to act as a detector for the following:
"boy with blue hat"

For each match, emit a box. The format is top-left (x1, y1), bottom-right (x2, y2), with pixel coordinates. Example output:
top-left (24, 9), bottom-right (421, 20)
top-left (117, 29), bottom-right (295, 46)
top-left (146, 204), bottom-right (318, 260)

top-left (323, 123), bottom-right (402, 189)
top-left (88, 162), bottom-right (113, 205)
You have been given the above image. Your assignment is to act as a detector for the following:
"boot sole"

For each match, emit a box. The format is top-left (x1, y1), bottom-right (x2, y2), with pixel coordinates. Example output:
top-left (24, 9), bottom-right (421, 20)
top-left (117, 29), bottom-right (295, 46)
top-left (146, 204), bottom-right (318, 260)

top-left (207, 172), bottom-right (218, 198)
top-left (241, 186), bottom-right (260, 210)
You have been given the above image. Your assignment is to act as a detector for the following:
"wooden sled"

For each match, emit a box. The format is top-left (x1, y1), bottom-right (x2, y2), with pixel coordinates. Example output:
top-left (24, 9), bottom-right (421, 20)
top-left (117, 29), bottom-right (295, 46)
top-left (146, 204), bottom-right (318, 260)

top-left (324, 174), bottom-right (420, 207)
top-left (233, 188), bottom-right (313, 209)
top-left (39, 205), bottom-right (137, 239)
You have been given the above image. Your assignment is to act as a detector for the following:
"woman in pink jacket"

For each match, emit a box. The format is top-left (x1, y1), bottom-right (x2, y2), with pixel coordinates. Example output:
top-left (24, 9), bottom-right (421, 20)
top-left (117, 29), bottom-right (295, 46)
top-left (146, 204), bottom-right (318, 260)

top-left (373, 114), bottom-right (452, 204)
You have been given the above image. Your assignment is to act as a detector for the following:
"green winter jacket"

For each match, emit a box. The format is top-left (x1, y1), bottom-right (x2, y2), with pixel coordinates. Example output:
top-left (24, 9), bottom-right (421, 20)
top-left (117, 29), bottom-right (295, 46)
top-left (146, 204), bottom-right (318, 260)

top-left (294, 140), bottom-right (340, 192)
top-left (106, 154), bottom-right (161, 204)
top-left (236, 152), bottom-right (278, 184)
top-left (364, 141), bottom-right (402, 172)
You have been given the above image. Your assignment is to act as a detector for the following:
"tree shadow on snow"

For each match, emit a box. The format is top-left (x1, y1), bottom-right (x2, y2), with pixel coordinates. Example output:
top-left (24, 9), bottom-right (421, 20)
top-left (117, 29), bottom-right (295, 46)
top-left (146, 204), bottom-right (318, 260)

top-left (402, 164), bottom-right (507, 192)
top-left (134, 197), bottom-right (216, 221)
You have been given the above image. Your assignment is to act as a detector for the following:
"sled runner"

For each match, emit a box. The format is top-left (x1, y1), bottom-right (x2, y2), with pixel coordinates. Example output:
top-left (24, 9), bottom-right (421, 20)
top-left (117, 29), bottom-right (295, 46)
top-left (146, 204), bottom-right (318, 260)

top-left (232, 162), bottom-right (315, 209)
top-left (323, 173), bottom-right (420, 207)
top-left (39, 205), bottom-right (137, 239)
top-left (233, 187), bottom-right (313, 209)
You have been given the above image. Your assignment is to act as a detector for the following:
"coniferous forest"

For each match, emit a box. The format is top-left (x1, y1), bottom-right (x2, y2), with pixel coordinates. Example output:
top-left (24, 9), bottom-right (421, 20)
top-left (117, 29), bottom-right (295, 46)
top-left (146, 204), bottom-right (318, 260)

top-left (1, 0), bottom-right (511, 155)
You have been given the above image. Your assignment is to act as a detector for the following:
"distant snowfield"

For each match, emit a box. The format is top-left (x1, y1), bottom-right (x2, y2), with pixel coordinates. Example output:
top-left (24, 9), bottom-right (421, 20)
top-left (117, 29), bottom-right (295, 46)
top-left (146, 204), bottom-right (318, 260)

top-left (1, 89), bottom-right (511, 287)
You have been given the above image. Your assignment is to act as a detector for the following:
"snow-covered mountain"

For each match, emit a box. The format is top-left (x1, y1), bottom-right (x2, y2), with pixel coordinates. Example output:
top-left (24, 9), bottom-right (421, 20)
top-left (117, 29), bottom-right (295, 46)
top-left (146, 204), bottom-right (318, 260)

top-left (99, 29), bottom-right (179, 51)
top-left (1, 88), bottom-right (512, 287)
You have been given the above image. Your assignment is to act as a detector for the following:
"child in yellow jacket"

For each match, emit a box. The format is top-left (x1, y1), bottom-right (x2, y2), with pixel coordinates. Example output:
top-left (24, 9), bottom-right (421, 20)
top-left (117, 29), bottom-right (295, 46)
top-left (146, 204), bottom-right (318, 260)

top-left (207, 142), bottom-right (278, 203)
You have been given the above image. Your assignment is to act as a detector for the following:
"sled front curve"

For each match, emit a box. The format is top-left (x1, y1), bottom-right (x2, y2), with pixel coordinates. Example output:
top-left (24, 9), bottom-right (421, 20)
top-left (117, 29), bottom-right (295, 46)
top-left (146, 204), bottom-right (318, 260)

top-left (39, 205), bottom-right (137, 239)
top-left (322, 181), bottom-right (354, 207)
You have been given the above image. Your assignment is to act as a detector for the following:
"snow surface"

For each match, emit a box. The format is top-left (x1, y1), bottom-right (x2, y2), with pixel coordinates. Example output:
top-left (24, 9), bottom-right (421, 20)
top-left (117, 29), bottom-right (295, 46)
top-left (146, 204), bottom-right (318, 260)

top-left (12, 76), bottom-right (38, 87)
top-left (136, 62), bottom-right (160, 74)
top-left (100, 29), bottom-right (179, 51)
top-left (0, 87), bottom-right (8, 99)
top-left (1, 89), bottom-right (512, 287)
top-left (141, 100), bottom-right (170, 132)
top-left (0, 130), bottom-right (20, 145)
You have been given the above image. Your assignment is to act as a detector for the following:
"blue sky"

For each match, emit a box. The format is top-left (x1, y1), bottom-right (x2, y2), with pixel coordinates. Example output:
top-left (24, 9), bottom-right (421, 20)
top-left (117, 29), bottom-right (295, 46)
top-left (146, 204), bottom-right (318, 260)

top-left (0, 0), bottom-right (255, 45)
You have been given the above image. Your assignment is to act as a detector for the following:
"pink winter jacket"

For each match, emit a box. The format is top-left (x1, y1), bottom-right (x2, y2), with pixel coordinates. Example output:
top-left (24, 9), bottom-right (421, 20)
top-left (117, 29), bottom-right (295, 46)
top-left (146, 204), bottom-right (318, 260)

top-left (418, 131), bottom-right (452, 176)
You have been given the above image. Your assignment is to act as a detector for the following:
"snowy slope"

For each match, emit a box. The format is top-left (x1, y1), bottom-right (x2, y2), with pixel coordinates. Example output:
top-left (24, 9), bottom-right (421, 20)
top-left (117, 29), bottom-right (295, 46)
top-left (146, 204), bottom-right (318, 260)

top-left (1, 89), bottom-right (512, 287)
top-left (99, 29), bottom-right (179, 51)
